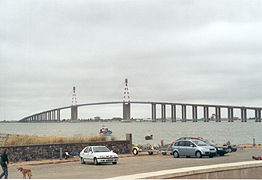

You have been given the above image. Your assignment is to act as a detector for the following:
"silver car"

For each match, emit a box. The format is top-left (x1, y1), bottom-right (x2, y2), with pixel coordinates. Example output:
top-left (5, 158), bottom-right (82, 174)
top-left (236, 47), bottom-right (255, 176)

top-left (80, 146), bottom-right (118, 165)
top-left (172, 140), bottom-right (217, 158)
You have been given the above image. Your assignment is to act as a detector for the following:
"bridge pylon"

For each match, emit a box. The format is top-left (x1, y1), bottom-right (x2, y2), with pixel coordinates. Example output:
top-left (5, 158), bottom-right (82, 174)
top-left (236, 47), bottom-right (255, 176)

top-left (123, 78), bottom-right (131, 120)
top-left (71, 105), bottom-right (78, 120)
top-left (71, 86), bottom-right (78, 121)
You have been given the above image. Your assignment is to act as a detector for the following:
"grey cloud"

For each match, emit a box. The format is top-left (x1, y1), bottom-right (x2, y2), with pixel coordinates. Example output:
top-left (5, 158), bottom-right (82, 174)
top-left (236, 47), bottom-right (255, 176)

top-left (0, 0), bottom-right (262, 120)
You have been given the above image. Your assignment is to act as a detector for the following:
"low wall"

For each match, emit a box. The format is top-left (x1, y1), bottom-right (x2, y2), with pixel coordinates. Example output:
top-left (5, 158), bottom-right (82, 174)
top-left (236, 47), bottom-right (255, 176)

top-left (0, 134), bottom-right (132, 162)
top-left (113, 161), bottom-right (262, 179)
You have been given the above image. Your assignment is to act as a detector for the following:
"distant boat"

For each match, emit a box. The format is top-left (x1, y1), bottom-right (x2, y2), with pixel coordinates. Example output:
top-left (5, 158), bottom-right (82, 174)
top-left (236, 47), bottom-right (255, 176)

top-left (99, 127), bottom-right (112, 136)
top-left (145, 135), bottom-right (153, 140)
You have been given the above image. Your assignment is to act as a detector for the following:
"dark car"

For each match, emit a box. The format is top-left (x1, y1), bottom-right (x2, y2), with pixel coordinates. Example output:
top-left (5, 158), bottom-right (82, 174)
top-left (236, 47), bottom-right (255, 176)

top-left (223, 144), bottom-right (237, 153)
top-left (202, 140), bottom-right (228, 156)
top-left (177, 137), bottom-right (229, 156)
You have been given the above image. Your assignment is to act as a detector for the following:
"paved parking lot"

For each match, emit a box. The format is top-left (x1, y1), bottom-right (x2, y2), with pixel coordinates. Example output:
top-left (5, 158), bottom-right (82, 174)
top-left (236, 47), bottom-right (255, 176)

top-left (7, 148), bottom-right (262, 179)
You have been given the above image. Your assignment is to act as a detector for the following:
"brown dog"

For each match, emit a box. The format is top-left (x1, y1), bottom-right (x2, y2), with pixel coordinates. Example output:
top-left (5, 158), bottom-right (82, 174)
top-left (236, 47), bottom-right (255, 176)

top-left (17, 167), bottom-right (32, 179)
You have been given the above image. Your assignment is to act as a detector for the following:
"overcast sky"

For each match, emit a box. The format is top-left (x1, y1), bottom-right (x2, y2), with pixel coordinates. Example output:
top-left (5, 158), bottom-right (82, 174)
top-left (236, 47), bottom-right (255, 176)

top-left (0, 0), bottom-right (262, 120)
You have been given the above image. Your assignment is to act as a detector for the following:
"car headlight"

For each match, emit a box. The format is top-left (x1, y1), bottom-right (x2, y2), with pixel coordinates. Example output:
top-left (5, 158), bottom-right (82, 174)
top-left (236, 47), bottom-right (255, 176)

top-left (218, 148), bottom-right (223, 151)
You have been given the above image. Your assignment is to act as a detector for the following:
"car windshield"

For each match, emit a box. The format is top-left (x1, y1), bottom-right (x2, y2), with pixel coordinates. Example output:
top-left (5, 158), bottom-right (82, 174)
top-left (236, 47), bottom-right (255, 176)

top-left (201, 139), bottom-right (217, 146)
top-left (207, 142), bottom-right (216, 146)
top-left (192, 140), bottom-right (208, 146)
top-left (93, 146), bottom-right (110, 152)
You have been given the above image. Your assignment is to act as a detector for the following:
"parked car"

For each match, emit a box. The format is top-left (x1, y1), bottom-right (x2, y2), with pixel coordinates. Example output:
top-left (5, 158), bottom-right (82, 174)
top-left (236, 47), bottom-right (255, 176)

top-left (177, 137), bottom-right (228, 156)
top-left (223, 144), bottom-right (237, 153)
top-left (203, 140), bottom-right (228, 156)
top-left (80, 146), bottom-right (118, 165)
top-left (172, 139), bottom-right (217, 158)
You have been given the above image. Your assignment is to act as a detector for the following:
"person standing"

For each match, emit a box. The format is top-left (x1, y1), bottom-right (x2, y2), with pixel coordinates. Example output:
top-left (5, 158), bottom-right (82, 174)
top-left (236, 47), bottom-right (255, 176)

top-left (0, 149), bottom-right (8, 179)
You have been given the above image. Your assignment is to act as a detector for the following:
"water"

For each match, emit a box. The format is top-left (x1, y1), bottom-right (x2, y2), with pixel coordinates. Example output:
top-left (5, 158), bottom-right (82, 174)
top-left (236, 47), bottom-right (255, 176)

top-left (0, 121), bottom-right (261, 145)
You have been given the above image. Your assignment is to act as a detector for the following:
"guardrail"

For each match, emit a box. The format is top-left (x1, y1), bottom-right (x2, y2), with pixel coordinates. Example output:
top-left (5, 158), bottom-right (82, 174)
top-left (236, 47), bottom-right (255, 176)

top-left (112, 160), bottom-right (262, 179)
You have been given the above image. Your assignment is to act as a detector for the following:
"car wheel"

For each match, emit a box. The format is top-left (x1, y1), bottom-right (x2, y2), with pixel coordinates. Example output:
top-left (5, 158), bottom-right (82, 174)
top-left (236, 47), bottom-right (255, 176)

top-left (81, 157), bottom-right (85, 164)
top-left (112, 162), bottom-right (117, 165)
top-left (173, 151), bottom-right (179, 158)
top-left (186, 156), bottom-right (190, 158)
top-left (94, 158), bottom-right (98, 165)
top-left (132, 148), bottom-right (138, 155)
top-left (209, 155), bottom-right (214, 158)
top-left (196, 151), bottom-right (202, 158)
top-left (219, 153), bottom-right (225, 156)
top-left (148, 151), bottom-right (153, 155)
top-left (162, 152), bottom-right (167, 155)
top-left (228, 148), bottom-right (232, 153)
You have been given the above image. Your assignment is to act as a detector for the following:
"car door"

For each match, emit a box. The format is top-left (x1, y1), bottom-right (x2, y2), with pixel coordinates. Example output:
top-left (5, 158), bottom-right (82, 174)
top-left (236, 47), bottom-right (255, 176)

top-left (183, 141), bottom-right (191, 156)
top-left (84, 146), bottom-right (93, 162)
top-left (187, 141), bottom-right (196, 156)
top-left (82, 147), bottom-right (89, 161)
top-left (178, 141), bottom-right (186, 156)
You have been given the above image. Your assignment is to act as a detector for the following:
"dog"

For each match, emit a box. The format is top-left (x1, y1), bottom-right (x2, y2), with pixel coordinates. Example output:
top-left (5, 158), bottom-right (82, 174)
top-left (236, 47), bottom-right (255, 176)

top-left (17, 167), bottom-right (32, 179)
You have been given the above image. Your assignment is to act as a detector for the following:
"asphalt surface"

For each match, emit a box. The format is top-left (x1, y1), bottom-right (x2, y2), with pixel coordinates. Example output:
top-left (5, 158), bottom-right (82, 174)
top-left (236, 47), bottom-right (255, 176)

top-left (7, 148), bottom-right (262, 179)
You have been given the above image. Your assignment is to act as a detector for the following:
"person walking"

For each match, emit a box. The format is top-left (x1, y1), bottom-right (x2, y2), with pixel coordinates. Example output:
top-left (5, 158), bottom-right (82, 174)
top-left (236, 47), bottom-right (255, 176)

top-left (0, 149), bottom-right (9, 179)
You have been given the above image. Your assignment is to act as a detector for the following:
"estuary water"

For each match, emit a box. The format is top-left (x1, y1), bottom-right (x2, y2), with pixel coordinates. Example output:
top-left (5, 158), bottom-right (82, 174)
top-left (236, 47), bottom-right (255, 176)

top-left (0, 121), bottom-right (261, 145)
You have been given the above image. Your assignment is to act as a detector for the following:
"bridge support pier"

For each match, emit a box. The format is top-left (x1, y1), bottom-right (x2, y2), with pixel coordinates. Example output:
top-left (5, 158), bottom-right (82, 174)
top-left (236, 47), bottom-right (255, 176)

top-left (71, 106), bottom-right (78, 120)
top-left (215, 107), bottom-right (221, 122)
top-left (151, 103), bottom-right (156, 122)
top-left (255, 109), bottom-right (261, 122)
top-left (51, 111), bottom-right (54, 120)
top-left (161, 104), bottom-right (166, 122)
top-left (192, 106), bottom-right (198, 122)
top-left (228, 108), bottom-right (234, 122)
top-left (241, 108), bottom-right (247, 122)
top-left (182, 105), bottom-right (186, 122)
top-left (47, 111), bottom-right (50, 120)
top-left (57, 110), bottom-right (60, 121)
top-left (123, 102), bottom-right (131, 120)
top-left (204, 106), bottom-right (209, 122)
top-left (171, 104), bottom-right (176, 122)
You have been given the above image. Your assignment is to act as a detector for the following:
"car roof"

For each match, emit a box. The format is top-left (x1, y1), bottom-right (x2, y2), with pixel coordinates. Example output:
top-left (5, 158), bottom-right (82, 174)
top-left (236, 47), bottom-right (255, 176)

top-left (175, 139), bottom-right (194, 142)
top-left (175, 139), bottom-right (204, 143)
top-left (177, 137), bottom-right (201, 140)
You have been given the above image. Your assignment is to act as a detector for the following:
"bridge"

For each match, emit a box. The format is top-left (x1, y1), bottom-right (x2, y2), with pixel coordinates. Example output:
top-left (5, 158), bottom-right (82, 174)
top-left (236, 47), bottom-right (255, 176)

top-left (20, 101), bottom-right (262, 122)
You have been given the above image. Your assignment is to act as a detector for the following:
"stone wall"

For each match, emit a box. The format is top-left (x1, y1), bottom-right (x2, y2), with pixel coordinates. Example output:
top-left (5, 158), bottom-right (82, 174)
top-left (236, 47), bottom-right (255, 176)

top-left (0, 134), bottom-right (132, 162)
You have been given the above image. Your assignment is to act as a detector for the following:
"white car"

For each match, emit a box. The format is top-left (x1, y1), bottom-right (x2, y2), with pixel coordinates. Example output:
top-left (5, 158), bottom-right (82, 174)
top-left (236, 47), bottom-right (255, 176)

top-left (80, 146), bottom-right (118, 165)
